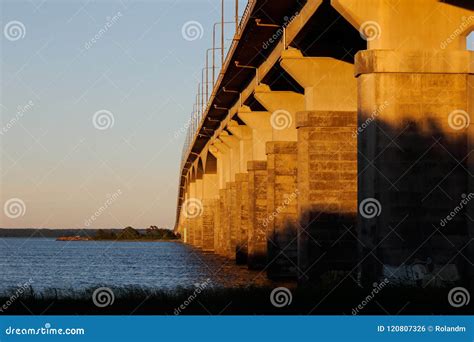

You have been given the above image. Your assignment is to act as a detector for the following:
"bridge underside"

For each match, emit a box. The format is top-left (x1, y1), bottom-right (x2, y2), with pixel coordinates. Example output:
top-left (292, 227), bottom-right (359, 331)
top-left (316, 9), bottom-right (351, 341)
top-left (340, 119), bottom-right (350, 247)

top-left (176, 0), bottom-right (474, 288)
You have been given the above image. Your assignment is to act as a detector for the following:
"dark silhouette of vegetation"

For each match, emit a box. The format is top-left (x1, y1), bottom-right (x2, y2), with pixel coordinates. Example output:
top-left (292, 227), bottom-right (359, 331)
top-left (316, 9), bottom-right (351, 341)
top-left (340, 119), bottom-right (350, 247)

top-left (94, 226), bottom-right (179, 241)
top-left (95, 229), bottom-right (117, 240)
top-left (0, 282), bottom-right (469, 315)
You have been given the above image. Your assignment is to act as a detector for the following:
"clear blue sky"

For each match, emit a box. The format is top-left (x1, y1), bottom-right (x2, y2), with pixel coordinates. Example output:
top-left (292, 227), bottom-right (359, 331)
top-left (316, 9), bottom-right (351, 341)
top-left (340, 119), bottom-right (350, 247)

top-left (1, 0), bottom-right (244, 229)
top-left (1, 1), bottom-right (473, 229)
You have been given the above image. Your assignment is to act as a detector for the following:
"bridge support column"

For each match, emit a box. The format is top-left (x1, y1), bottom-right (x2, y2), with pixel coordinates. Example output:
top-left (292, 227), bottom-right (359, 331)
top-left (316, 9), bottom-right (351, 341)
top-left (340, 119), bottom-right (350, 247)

top-left (333, 0), bottom-right (474, 287)
top-left (202, 171), bottom-right (218, 252)
top-left (255, 85), bottom-right (305, 279)
top-left (238, 106), bottom-right (274, 269)
top-left (194, 178), bottom-right (203, 248)
top-left (266, 141), bottom-right (299, 279)
top-left (247, 160), bottom-right (268, 269)
top-left (188, 181), bottom-right (197, 246)
top-left (281, 49), bottom-right (358, 284)
top-left (227, 122), bottom-right (253, 264)
top-left (212, 140), bottom-right (233, 258)
top-left (220, 133), bottom-right (242, 260)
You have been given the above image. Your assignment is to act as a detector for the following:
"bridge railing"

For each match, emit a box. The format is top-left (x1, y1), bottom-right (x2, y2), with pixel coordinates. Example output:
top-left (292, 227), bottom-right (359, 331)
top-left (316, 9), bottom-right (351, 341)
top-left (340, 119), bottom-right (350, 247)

top-left (179, 0), bottom-right (255, 168)
top-left (176, 0), bottom-right (255, 227)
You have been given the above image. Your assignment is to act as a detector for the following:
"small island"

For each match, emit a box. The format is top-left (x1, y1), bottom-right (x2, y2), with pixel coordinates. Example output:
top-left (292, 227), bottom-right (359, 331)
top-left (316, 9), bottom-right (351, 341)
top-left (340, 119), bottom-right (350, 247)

top-left (57, 226), bottom-right (180, 242)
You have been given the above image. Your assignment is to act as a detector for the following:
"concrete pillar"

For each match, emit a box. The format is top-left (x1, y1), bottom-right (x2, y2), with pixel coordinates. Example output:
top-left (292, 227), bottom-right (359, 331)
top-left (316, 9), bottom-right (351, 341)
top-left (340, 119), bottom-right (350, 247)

top-left (266, 141), bottom-right (299, 279)
top-left (247, 160), bottom-right (268, 269)
top-left (237, 107), bottom-right (274, 269)
top-left (187, 181), bottom-right (197, 246)
top-left (209, 144), bottom-right (229, 257)
top-left (280, 48), bottom-right (358, 283)
top-left (202, 171), bottom-right (218, 252)
top-left (227, 122), bottom-right (253, 264)
top-left (220, 133), bottom-right (240, 259)
top-left (254, 86), bottom-right (305, 279)
top-left (333, 0), bottom-right (474, 286)
top-left (194, 178), bottom-right (203, 248)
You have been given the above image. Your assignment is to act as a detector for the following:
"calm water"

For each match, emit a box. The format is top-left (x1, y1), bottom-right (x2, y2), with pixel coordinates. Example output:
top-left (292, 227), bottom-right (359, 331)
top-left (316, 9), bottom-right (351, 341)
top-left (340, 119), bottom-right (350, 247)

top-left (0, 238), bottom-right (270, 294)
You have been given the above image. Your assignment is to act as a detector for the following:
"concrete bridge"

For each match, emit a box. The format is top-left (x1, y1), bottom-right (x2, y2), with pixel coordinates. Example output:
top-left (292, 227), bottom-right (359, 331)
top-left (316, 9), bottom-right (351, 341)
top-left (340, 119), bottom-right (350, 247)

top-left (175, 0), bottom-right (473, 287)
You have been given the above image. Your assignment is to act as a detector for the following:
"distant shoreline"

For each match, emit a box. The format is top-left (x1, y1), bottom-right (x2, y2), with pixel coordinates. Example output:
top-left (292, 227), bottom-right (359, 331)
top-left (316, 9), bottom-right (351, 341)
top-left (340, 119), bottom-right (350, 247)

top-left (56, 236), bottom-right (181, 242)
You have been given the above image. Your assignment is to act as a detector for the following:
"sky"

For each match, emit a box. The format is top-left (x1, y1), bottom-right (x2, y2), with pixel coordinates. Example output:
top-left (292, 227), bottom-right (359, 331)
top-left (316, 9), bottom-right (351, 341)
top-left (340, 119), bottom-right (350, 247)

top-left (1, 0), bottom-right (244, 229)
top-left (1, 1), bottom-right (473, 229)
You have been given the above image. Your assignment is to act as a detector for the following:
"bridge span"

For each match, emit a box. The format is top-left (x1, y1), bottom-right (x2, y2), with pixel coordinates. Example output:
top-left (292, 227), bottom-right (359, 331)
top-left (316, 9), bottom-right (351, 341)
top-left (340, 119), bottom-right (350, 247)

top-left (175, 0), bottom-right (473, 286)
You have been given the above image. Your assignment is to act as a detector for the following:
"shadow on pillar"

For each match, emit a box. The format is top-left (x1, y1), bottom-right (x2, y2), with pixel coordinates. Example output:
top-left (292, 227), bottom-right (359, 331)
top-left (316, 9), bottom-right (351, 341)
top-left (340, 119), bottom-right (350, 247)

top-left (267, 224), bottom-right (299, 280)
top-left (357, 118), bottom-right (472, 289)
top-left (298, 119), bottom-right (472, 290)
top-left (298, 210), bottom-right (357, 286)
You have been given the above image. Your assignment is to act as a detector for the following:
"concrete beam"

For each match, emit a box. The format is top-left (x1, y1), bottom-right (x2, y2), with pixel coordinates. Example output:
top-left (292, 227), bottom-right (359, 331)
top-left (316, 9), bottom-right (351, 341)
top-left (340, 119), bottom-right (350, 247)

top-left (331, 0), bottom-right (473, 50)
top-left (237, 106), bottom-right (273, 161)
top-left (280, 48), bottom-right (357, 111)
top-left (254, 84), bottom-right (305, 141)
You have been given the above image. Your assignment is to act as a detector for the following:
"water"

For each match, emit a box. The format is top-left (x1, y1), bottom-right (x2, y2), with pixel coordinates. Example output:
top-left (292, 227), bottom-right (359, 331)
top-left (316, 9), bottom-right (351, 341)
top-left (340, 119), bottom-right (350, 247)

top-left (0, 238), bottom-right (270, 294)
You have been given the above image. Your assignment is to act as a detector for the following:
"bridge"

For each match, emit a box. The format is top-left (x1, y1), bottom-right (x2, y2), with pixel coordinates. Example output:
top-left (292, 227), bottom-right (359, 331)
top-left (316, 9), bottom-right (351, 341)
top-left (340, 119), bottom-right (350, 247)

top-left (175, 0), bottom-right (473, 286)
